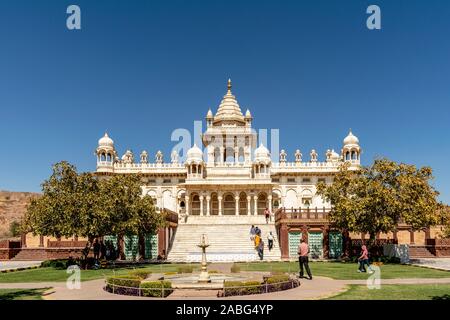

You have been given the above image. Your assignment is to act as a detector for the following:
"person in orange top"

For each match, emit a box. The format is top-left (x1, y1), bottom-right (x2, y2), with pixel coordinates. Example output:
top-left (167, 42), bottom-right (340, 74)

top-left (298, 238), bottom-right (312, 280)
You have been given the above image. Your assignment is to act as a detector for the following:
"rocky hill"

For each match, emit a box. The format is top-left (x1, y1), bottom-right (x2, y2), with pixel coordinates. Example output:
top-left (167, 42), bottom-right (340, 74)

top-left (0, 191), bottom-right (40, 239)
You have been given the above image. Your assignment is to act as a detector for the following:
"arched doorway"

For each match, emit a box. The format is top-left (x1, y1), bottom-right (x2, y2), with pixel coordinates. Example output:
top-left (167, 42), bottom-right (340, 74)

top-left (191, 194), bottom-right (200, 215)
top-left (257, 193), bottom-right (267, 215)
top-left (223, 193), bottom-right (235, 215)
top-left (239, 192), bottom-right (247, 215)
top-left (211, 193), bottom-right (219, 215)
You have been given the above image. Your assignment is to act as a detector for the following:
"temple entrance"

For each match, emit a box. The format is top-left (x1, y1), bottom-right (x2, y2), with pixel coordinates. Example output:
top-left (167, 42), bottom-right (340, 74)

top-left (239, 192), bottom-right (247, 215)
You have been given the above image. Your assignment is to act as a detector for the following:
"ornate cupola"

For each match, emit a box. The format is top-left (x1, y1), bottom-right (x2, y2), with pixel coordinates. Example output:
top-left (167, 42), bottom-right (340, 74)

top-left (341, 129), bottom-right (361, 164)
top-left (254, 143), bottom-right (271, 177)
top-left (185, 144), bottom-right (204, 179)
top-left (96, 132), bottom-right (115, 173)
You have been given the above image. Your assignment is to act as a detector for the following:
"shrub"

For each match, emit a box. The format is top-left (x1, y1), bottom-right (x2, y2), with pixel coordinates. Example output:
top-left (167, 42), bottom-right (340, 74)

top-left (224, 281), bottom-right (262, 296)
top-left (140, 281), bottom-right (173, 297)
top-left (164, 271), bottom-right (177, 275)
top-left (105, 276), bottom-right (141, 296)
top-left (129, 269), bottom-right (151, 279)
top-left (40, 259), bottom-right (77, 270)
top-left (230, 264), bottom-right (240, 273)
top-left (208, 270), bottom-right (219, 274)
top-left (177, 266), bottom-right (193, 274)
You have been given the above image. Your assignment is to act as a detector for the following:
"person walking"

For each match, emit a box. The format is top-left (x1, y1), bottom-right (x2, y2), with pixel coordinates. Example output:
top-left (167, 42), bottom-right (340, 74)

top-left (100, 240), bottom-right (106, 260)
top-left (264, 208), bottom-right (270, 224)
top-left (93, 239), bottom-right (100, 263)
top-left (258, 239), bottom-right (264, 260)
top-left (254, 232), bottom-right (261, 248)
top-left (358, 245), bottom-right (373, 273)
top-left (298, 239), bottom-right (312, 280)
top-left (250, 225), bottom-right (256, 241)
top-left (267, 232), bottom-right (274, 251)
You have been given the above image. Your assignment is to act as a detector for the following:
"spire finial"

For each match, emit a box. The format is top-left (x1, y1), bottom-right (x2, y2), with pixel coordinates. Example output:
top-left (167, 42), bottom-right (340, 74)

top-left (227, 78), bottom-right (232, 91)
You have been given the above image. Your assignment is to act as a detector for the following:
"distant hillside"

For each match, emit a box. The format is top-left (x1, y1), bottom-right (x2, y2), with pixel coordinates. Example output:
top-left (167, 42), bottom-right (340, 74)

top-left (0, 191), bottom-right (40, 239)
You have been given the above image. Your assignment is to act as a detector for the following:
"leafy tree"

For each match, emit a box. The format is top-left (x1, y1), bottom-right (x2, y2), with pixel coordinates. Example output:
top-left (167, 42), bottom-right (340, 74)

top-left (317, 159), bottom-right (443, 242)
top-left (9, 221), bottom-right (21, 237)
top-left (23, 161), bottom-right (165, 262)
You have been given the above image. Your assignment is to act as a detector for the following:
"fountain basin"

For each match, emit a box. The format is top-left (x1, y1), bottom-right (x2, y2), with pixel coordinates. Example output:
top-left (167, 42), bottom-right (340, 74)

top-left (163, 273), bottom-right (253, 289)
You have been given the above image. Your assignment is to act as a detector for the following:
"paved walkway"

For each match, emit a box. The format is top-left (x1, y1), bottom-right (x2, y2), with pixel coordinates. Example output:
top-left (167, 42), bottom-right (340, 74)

top-left (0, 261), bottom-right (42, 271)
top-left (2, 276), bottom-right (450, 300)
top-left (410, 258), bottom-right (450, 271)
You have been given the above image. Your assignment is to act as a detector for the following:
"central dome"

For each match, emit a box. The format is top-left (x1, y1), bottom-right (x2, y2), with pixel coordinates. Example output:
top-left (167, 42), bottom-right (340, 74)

top-left (213, 79), bottom-right (245, 125)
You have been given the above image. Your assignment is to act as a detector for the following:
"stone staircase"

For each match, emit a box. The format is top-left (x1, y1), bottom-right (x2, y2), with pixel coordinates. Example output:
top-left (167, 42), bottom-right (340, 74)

top-left (167, 216), bottom-right (281, 262)
top-left (409, 245), bottom-right (436, 258)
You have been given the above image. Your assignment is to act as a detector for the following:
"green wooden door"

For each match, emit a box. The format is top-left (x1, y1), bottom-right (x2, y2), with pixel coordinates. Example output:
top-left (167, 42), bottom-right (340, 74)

top-left (329, 231), bottom-right (343, 259)
top-left (288, 231), bottom-right (302, 258)
top-left (104, 235), bottom-right (118, 250)
top-left (124, 235), bottom-right (139, 260)
top-left (308, 232), bottom-right (323, 259)
top-left (144, 234), bottom-right (158, 259)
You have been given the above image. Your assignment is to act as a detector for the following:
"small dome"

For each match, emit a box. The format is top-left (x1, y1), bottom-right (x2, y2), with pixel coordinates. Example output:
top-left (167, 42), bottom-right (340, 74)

top-left (245, 109), bottom-right (252, 118)
top-left (206, 109), bottom-right (213, 118)
top-left (98, 133), bottom-right (114, 147)
top-left (254, 143), bottom-right (271, 162)
top-left (186, 144), bottom-right (203, 162)
top-left (343, 130), bottom-right (359, 146)
top-left (331, 149), bottom-right (340, 160)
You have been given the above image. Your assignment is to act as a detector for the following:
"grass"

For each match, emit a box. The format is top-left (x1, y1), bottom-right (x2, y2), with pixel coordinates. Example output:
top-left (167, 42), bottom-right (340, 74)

top-left (236, 261), bottom-right (450, 280)
top-left (0, 288), bottom-right (49, 300)
top-left (326, 284), bottom-right (450, 300)
top-left (0, 263), bottom-right (200, 283)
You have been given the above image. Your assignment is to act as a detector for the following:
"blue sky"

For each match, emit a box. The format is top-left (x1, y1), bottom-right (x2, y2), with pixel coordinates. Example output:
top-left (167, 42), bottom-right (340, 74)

top-left (0, 0), bottom-right (449, 203)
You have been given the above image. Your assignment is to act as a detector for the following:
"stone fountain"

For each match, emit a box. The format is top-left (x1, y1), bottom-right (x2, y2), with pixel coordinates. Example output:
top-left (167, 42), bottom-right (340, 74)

top-left (197, 234), bottom-right (211, 283)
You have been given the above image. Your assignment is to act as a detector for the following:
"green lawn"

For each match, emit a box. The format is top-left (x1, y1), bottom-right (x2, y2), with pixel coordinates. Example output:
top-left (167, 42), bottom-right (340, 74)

top-left (0, 264), bottom-right (200, 283)
top-left (236, 261), bottom-right (450, 280)
top-left (0, 288), bottom-right (49, 300)
top-left (326, 284), bottom-right (450, 300)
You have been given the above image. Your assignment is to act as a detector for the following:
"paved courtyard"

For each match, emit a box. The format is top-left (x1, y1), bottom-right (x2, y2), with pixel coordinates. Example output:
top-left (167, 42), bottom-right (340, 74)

top-left (2, 275), bottom-right (450, 300)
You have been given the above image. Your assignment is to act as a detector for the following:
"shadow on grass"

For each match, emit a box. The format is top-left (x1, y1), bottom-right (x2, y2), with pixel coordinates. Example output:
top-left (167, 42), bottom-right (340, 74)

top-left (0, 288), bottom-right (50, 300)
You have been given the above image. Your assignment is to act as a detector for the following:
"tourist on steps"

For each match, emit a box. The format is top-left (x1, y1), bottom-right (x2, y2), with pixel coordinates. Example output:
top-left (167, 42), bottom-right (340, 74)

top-left (250, 225), bottom-right (256, 241)
top-left (254, 232), bottom-right (261, 249)
top-left (264, 208), bottom-right (270, 223)
top-left (258, 239), bottom-right (264, 260)
top-left (298, 239), bottom-right (312, 280)
top-left (267, 232), bottom-right (274, 251)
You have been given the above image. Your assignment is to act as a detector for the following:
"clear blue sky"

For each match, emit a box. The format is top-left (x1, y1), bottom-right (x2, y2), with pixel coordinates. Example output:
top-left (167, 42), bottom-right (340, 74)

top-left (0, 0), bottom-right (449, 203)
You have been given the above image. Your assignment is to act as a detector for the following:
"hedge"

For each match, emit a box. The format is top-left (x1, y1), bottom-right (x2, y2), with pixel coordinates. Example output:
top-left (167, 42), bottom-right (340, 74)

top-left (140, 281), bottom-right (173, 298)
top-left (105, 276), bottom-right (141, 296)
top-left (224, 281), bottom-right (262, 296)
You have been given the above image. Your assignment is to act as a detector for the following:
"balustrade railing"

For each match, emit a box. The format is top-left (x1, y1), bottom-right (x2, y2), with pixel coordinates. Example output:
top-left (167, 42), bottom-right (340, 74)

top-left (275, 207), bottom-right (330, 222)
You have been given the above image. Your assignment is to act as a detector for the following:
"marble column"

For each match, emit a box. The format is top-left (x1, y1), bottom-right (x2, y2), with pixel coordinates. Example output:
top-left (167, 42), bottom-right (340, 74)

top-left (206, 196), bottom-right (211, 216)
top-left (253, 195), bottom-right (258, 215)
top-left (199, 195), bottom-right (204, 216)
top-left (185, 196), bottom-right (190, 216)
top-left (235, 196), bottom-right (239, 216)
top-left (268, 194), bottom-right (273, 213)
top-left (218, 196), bottom-right (223, 216)
top-left (247, 196), bottom-right (251, 216)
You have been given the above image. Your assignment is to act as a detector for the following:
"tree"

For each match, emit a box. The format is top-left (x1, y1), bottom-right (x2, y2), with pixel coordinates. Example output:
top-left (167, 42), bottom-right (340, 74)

top-left (317, 158), bottom-right (443, 242)
top-left (9, 221), bottom-right (21, 237)
top-left (23, 161), bottom-right (165, 262)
